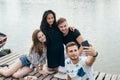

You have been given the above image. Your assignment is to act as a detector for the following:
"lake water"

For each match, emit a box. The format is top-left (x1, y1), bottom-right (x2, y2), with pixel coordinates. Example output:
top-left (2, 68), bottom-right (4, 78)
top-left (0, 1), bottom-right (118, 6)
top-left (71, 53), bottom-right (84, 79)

top-left (0, 0), bottom-right (120, 74)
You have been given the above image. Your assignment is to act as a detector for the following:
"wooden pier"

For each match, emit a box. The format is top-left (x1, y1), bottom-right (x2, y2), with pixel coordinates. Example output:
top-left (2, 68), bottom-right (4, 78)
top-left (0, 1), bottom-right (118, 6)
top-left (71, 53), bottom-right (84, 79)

top-left (0, 52), bottom-right (120, 80)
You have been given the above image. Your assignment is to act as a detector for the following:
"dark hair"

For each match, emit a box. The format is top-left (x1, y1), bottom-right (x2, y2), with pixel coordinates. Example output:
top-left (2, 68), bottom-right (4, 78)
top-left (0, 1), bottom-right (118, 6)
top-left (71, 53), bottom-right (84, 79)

top-left (66, 41), bottom-right (78, 51)
top-left (57, 17), bottom-right (67, 26)
top-left (30, 29), bottom-right (46, 57)
top-left (40, 10), bottom-right (57, 44)
top-left (40, 10), bottom-right (57, 35)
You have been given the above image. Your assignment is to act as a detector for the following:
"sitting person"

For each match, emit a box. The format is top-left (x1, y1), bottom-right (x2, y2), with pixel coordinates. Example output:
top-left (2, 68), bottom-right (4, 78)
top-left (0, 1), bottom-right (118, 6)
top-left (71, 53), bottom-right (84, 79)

top-left (0, 29), bottom-right (47, 78)
top-left (65, 41), bottom-right (97, 80)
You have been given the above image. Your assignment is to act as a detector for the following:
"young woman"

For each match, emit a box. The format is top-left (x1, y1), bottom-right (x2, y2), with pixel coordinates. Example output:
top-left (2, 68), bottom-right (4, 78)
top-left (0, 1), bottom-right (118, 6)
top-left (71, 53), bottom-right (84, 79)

top-left (0, 29), bottom-right (47, 78)
top-left (40, 10), bottom-right (65, 71)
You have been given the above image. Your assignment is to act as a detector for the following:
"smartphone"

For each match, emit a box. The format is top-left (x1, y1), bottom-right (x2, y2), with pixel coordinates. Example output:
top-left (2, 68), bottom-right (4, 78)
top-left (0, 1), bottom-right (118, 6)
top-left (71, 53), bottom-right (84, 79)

top-left (81, 40), bottom-right (90, 47)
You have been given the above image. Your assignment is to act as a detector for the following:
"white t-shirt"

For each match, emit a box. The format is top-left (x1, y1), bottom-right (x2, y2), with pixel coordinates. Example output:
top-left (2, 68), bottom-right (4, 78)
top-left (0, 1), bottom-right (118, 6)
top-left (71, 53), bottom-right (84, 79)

top-left (65, 56), bottom-right (95, 80)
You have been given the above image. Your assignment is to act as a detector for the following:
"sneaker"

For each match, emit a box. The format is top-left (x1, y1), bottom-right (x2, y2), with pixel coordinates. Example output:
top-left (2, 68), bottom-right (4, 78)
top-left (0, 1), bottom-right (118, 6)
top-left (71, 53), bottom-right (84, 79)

top-left (54, 72), bottom-right (67, 79)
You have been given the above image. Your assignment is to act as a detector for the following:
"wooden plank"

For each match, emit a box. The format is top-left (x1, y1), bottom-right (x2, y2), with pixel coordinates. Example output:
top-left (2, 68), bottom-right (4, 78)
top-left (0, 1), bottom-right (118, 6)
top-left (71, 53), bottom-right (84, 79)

top-left (94, 71), bottom-right (100, 79)
top-left (43, 74), bottom-right (54, 80)
top-left (0, 53), bottom-right (22, 64)
top-left (27, 71), bottom-right (36, 76)
top-left (18, 78), bottom-right (23, 80)
top-left (0, 76), bottom-right (6, 80)
top-left (3, 77), bottom-right (11, 80)
top-left (33, 73), bottom-right (41, 77)
top-left (111, 74), bottom-right (118, 80)
top-left (4, 77), bottom-right (13, 80)
top-left (96, 72), bottom-right (106, 80)
top-left (104, 74), bottom-right (112, 80)
top-left (13, 79), bottom-right (19, 80)
top-left (51, 77), bottom-right (59, 80)
top-left (1, 53), bottom-right (120, 80)
top-left (0, 52), bottom-right (15, 60)
top-left (38, 74), bottom-right (49, 80)
top-left (8, 55), bottom-right (21, 65)
top-left (0, 53), bottom-right (17, 62)
top-left (0, 54), bottom-right (20, 64)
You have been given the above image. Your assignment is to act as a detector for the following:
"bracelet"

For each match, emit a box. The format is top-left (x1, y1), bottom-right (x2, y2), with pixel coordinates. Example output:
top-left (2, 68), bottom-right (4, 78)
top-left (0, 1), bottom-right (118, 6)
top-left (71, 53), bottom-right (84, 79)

top-left (93, 52), bottom-right (98, 57)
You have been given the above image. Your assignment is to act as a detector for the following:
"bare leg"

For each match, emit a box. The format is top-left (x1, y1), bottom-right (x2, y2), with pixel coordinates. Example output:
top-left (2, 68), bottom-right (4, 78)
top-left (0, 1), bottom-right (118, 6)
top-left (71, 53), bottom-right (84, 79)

top-left (0, 59), bottom-right (23, 77)
top-left (12, 66), bottom-right (32, 78)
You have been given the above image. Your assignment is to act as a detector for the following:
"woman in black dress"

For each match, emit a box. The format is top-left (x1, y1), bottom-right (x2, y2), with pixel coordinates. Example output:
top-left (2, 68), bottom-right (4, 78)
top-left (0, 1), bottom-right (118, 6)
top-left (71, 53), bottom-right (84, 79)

top-left (40, 10), bottom-right (64, 71)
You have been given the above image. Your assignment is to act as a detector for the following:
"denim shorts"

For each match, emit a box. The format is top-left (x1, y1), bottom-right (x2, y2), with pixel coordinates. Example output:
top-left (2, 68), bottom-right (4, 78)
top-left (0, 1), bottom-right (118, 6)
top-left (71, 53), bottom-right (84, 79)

top-left (19, 55), bottom-right (31, 67)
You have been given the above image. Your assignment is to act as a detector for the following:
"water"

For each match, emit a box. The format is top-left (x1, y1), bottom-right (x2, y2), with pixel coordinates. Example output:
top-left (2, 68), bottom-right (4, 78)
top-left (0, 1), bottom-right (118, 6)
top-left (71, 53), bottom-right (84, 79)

top-left (0, 0), bottom-right (120, 74)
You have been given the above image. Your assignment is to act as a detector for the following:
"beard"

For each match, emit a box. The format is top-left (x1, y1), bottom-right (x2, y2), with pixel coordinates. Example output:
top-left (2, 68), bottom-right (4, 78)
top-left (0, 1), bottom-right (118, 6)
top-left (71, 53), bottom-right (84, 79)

top-left (70, 56), bottom-right (79, 61)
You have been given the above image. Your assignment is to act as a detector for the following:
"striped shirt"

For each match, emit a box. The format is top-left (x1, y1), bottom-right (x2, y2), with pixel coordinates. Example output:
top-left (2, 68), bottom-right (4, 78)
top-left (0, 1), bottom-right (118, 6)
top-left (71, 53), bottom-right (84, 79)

top-left (27, 49), bottom-right (47, 69)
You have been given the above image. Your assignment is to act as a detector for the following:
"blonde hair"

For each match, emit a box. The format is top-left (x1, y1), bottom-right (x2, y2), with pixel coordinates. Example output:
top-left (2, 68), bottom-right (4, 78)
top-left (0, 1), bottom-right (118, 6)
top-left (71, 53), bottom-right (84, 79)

top-left (57, 17), bottom-right (67, 26)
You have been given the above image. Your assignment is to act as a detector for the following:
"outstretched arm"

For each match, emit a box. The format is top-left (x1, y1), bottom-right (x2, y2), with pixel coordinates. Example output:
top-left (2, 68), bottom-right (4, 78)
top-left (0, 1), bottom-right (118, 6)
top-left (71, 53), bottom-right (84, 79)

top-left (76, 35), bottom-right (84, 53)
top-left (82, 46), bottom-right (98, 66)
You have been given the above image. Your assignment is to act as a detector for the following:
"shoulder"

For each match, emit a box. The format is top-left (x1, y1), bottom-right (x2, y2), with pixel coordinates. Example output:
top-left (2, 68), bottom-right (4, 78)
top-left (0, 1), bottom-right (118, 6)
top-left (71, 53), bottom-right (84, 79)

top-left (68, 28), bottom-right (81, 37)
top-left (69, 28), bottom-right (81, 39)
top-left (74, 29), bottom-right (81, 34)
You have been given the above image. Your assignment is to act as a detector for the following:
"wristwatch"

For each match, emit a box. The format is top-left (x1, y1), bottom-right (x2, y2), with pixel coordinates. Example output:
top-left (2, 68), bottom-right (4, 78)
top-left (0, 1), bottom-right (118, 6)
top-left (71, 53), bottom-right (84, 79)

top-left (93, 52), bottom-right (98, 57)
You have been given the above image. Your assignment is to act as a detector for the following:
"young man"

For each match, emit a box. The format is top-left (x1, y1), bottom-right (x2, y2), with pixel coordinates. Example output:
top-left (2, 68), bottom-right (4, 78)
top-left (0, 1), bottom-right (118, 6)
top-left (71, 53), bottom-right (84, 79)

top-left (57, 17), bottom-right (84, 52)
top-left (65, 41), bottom-right (97, 80)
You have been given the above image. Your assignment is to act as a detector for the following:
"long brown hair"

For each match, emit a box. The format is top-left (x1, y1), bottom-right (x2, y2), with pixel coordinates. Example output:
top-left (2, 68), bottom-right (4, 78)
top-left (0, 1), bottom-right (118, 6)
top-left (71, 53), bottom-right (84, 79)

top-left (30, 29), bottom-right (46, 57)
top-left (40, 10), bottom-right (57, 44)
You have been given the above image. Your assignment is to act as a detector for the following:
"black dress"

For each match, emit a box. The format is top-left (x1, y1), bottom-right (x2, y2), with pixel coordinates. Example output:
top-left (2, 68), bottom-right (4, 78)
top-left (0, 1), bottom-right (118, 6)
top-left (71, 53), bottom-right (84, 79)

top-left (46, 26), bottom-right (64, 68)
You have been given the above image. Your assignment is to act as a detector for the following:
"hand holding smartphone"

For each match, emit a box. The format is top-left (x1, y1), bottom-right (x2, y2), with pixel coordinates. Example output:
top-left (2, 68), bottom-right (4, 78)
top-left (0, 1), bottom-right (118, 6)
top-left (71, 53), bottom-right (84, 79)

top-left (81, 40), bottom-right (89, 50)
top-left (81, 40), bottom-right (89, 46)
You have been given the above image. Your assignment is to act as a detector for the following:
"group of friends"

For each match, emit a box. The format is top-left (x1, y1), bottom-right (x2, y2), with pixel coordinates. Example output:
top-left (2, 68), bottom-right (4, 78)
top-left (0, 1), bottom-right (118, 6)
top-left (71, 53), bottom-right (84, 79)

top-left (0, 10), bottom-right (98, 80)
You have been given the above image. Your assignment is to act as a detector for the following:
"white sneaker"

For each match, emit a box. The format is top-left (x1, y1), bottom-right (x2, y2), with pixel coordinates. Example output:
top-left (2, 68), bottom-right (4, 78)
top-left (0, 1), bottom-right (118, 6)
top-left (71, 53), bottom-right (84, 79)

top-left (54, 72), bottom-right (67, 79)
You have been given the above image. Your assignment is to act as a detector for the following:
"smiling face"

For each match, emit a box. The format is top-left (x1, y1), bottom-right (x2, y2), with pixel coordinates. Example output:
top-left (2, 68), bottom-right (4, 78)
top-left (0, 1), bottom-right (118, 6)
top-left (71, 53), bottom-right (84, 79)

top-left (58, 21), bottom-right (69, 34)
top-left (46, 13), bottom-right (54, 26)
top-left (66, 45), bottom-right (79, 61)
top-left (37, 31), bottom-right (46, 43)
